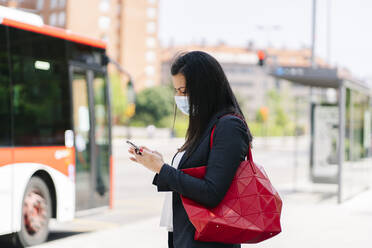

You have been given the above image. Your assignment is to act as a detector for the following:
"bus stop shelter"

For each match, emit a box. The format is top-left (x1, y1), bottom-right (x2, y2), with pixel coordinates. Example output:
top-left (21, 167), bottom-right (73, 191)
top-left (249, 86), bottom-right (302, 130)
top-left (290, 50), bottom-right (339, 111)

top-left (270, 67), bottom-right (372, 203)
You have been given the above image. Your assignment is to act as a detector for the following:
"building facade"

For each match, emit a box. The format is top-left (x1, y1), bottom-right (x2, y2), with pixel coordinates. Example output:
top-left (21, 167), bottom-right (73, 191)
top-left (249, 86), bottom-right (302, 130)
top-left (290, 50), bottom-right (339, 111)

top-left (1, 0), bottom-right (161, 91)
top-left (161, 45), bottom-right (322, 123)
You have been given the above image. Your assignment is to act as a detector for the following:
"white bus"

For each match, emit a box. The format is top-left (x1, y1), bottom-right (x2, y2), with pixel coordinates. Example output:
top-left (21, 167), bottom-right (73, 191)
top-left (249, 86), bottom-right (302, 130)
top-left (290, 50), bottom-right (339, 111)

top-left (0, 7), bottom-right (113, 247)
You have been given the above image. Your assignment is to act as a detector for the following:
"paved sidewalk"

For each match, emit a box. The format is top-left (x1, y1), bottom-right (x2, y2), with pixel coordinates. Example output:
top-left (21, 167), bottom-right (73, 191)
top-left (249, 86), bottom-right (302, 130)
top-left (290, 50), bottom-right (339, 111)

top-left (35, 217), bottom-right (167, 248)
top-left (34, 135), bottom-right (371, 248)
top-left (34, 187), bottom-right (372, 248)
top-left (250, 188), bottom-right (372, 248)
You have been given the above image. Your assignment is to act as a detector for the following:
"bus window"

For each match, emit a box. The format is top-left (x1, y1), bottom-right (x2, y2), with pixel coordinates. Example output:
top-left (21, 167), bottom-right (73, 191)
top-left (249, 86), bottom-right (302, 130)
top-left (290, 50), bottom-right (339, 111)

top-left (92, 72), bottom-right (110, 206)
top-left (0, 25), bottom-right (11, 146)
top-left (72, 69), bottom-right (92, 211)
top-left (67, 41), bottom-right (104, 66)
top-left (9, 27), bottom-right (72, 146)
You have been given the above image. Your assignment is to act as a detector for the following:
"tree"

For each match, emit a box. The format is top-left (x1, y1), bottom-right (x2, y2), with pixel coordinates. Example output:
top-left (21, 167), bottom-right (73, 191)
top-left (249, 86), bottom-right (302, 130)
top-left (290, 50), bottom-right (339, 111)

top-left (266, 89), bottom-right (291, 135)
top-left (110, 73), bottom-right (128, 125)
top-left (133, 85), bottom-right (174, 126)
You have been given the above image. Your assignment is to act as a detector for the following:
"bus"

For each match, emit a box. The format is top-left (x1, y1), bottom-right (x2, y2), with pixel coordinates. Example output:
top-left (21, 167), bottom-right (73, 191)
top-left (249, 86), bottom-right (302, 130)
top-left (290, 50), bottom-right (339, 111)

top-left (0, 7), bottom-right (113, 247)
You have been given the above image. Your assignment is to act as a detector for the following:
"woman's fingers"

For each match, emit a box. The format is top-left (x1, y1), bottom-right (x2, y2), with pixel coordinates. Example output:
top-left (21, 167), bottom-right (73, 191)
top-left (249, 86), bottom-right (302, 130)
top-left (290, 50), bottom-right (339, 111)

top-left (129, 156), bottom-right (137, 162)
top-left (153, 151), bottom-right (161, 156)
top-left (138, 146), bottom-right (160, 156)
top-left (139, 146), bottom-right (152, 152)
top-left (141, 148), bottom-right (152, 155)
top-left (142, 149), bottom-right (160, 158)
top-left (128, 148), bottom-right (140, 163)
top-left (127, 144), bottom-right (164, 173)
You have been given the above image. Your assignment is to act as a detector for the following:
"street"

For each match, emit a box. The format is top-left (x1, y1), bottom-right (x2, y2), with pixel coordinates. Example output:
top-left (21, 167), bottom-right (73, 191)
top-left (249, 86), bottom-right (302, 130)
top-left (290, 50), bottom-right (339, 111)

top-left (29, 135), bottom-right (372, 248)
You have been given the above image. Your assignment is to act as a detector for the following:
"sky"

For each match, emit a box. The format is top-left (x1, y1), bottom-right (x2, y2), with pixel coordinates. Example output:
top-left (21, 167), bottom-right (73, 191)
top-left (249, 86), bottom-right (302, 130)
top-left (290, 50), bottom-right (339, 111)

top-left (158, 0), bottom-right (372, 80)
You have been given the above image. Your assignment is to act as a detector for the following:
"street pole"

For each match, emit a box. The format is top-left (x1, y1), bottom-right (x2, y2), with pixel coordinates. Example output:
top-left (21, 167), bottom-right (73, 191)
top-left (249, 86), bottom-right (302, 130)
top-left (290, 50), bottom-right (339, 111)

top-left (337, 84), bottom-right (346, 203)
top-left (308, 0), bottom-right (317, 185)
top-left (293, 96), bottom-right (299, 192)
top-left (311, 0), bottom-right (317, 68)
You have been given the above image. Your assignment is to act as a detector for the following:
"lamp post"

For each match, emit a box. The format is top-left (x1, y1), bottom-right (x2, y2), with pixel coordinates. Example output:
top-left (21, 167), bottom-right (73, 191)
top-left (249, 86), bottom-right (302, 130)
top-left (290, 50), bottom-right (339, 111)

top-left (310, 0), bottom-right (317, 68)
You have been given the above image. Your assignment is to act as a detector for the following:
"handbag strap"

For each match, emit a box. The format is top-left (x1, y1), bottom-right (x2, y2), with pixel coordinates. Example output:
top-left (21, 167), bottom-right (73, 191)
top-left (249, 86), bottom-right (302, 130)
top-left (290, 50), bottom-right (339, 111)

top-left (210, 113), bottom-right (253, 162)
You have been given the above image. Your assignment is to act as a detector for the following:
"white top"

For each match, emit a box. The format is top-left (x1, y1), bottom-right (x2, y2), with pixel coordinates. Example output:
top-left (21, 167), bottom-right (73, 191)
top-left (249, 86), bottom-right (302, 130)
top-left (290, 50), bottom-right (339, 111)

top-left (159, 150), bottom-right (186, 232)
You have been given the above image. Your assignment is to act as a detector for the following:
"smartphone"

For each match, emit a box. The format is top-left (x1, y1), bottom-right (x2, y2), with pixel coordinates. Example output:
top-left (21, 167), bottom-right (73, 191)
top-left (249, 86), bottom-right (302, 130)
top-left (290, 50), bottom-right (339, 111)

top-left (126, 140), bottom-right (142, 155)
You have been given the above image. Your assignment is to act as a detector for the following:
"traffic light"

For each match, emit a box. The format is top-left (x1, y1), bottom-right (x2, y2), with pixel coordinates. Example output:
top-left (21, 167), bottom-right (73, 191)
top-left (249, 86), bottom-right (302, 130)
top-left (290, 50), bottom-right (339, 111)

top-left (259, 106), bottom-right (269, 122)
top-left (125, 103), bottom-right (136, 118)
top-left (257, 50), bottom-right (266, 66)
top-left (125, 80), bottom-right (136, 118)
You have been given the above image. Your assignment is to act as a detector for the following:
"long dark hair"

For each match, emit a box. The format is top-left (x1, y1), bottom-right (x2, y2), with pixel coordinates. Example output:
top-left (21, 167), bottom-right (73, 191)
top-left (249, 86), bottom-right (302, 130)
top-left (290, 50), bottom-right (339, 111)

top-left (171, 51), bottom-right (253, 156)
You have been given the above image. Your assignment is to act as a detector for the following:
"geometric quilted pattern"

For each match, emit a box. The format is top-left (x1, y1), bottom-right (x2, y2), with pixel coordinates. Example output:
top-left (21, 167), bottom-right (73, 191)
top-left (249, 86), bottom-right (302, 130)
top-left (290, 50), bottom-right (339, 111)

top-left (181, 150), bottom-right (282, 244)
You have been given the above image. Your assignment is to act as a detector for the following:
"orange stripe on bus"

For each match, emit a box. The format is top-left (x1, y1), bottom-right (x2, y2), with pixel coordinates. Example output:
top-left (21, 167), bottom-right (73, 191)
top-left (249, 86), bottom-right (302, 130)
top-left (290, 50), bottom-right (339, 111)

top-left (2, 18), bottom-right (106, 49)
top-left (0, 148), bottom-right (13, 167)
top-left (9, 146), bottom-right (76, 176)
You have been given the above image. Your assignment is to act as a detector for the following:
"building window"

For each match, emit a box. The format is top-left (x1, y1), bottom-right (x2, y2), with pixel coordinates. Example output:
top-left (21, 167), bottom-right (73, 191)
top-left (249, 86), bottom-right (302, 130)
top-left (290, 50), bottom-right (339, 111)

top-left (98, 16), bottom-right (110, 30)
top-left (146, 21), bottom-right (156, 34)
top-left (36, 0), bottom-right (44, 10)
top-left (101, 34), bottom-right (109, 43)
top-left (58, 12), bottom-right (65, 26)
top-left (59, 0), bottom-right (66, 8)
top-left (145, 65), bottom-right (155, 76)
top-left (146, 37), bottom-right (156, 48)
top-left (117, 4), bottom-right (121, 15)
top-left (145, 51), bottom-right (156, 62)
top-left (146, 7), bottom-right (156, 19)
top-left (50, 0), bottom-right (57, 9)
top-left (49, 13), bottom-right (57, 26)
top-left (99, 0), bottom-right (110, 12)
top-left (145, 79), bottom-right (155, 87)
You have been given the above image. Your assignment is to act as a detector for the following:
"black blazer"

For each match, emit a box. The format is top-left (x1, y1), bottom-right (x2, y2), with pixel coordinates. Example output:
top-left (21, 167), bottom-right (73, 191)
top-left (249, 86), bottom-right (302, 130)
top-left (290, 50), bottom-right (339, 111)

top-left (153, 109), bottom-right (249, 248)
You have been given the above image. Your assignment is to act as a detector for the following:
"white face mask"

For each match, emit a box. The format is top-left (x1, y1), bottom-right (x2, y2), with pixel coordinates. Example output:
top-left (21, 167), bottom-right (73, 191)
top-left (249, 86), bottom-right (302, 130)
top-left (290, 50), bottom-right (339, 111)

top-left (174, 95), bottom-right (189, 115)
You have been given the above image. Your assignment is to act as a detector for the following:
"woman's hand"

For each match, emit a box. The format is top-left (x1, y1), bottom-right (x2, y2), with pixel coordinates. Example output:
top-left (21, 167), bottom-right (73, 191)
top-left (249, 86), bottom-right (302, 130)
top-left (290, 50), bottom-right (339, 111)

top-left (128, 146), bottom-right (164, 173)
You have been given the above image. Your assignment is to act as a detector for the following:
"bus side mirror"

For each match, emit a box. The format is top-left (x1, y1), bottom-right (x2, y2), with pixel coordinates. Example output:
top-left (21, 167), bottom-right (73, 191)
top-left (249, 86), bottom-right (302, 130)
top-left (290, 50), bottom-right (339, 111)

top-left (102, 54), bottom-right (109, 66)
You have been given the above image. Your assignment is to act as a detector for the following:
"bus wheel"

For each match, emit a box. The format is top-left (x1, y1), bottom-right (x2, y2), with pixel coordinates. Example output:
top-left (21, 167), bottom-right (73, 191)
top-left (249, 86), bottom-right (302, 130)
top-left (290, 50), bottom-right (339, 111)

top-left (15, 177), bottom-right (52, 247)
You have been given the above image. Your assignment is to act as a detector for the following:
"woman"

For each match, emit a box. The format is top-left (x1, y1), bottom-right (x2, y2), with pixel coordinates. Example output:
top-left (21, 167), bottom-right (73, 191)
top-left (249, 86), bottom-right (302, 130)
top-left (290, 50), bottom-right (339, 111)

top-left (128, 51), bottom-right (253, 248)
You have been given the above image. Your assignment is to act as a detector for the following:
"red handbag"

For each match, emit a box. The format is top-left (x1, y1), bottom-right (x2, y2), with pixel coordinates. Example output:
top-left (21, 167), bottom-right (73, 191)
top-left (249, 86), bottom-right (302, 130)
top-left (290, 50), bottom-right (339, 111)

top-left (180, 114), bottom-right (282, 244)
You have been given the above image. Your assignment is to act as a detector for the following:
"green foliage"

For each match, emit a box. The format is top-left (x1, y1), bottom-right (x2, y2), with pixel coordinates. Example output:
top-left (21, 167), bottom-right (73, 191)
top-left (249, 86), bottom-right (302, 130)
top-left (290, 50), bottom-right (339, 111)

top-left (248, 122), bottom-right (280, 136)
top-left (275, 108), bottom-right (289, 127)
top-left (157, 110), bottom-right (189, 137)
top-left (157, 114), bottom-right (174, 128)
top-left (255, 109), bottom-right (264, 123)
top-left (132, 85), bottom-right (174, 126)
top-left (110, 73), bottom-right (128, 124)
top-left (248, 89), bottom-right (297, 137)
top-left (267, 90), bottom-right (281, 103)
top-left (174, 118), bottom-right (189, 137)
top-left (248, 121), bottom-right (299, 137)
